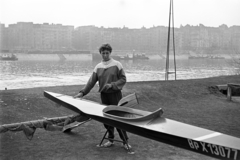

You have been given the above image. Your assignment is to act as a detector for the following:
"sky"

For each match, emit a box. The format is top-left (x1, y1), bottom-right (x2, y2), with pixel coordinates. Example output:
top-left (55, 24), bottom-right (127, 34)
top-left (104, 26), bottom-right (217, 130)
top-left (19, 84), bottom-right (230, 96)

top-left (0, 0), bottom-right (240, 29)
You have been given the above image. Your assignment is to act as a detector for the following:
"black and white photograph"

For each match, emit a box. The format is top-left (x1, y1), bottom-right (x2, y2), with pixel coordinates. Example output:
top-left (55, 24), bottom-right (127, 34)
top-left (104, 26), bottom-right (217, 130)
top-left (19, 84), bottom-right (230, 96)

top-left (0, 0), bottom-right (240, 160)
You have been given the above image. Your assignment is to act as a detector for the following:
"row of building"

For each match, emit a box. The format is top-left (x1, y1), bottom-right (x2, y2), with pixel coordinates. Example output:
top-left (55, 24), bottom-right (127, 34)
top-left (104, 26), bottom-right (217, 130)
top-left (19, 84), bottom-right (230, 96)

top-left (0, 22), bottom-right (240, 53)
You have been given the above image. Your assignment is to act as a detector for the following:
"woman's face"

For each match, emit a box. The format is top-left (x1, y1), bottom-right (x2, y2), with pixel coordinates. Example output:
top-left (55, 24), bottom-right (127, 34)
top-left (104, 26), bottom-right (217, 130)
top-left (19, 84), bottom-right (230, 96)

top-left (100, 50), bottom-right (111, 61)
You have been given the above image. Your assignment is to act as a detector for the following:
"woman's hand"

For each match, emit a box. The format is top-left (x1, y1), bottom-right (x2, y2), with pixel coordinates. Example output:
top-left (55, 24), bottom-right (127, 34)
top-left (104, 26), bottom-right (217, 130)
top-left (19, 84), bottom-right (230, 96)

top-left (74, 92), bottom-right (83, 99)
top-left (104, 84), bottom-right (112, 90)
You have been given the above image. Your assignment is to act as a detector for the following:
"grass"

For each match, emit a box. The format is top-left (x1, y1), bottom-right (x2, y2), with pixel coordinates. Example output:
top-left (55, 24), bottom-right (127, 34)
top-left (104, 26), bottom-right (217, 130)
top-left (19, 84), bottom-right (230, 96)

top-left (0, 75), bottom-right (240, 160)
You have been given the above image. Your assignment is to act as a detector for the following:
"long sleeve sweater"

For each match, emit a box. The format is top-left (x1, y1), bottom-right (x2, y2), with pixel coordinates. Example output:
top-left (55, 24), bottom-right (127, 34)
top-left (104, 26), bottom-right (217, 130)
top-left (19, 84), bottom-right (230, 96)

top-left (80, 58), bottom-right (126, 96)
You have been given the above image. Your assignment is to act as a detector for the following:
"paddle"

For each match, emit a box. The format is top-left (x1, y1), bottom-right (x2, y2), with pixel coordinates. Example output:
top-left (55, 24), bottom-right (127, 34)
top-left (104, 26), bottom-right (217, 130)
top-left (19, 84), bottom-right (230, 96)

top-left (62, 118), bottom-right (91, 133)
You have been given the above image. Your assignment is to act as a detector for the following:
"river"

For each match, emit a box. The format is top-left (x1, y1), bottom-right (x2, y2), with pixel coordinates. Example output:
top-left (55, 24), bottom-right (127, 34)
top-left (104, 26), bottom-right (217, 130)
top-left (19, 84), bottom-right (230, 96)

top-left (0, 54), bottom-right (238, 90)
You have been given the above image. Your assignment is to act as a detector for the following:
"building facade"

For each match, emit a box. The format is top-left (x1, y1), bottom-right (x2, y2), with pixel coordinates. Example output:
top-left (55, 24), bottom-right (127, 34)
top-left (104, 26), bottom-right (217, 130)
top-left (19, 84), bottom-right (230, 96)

top-left (1, 22), bottom-right (240, 53)
top-left (1, 22), bottom-right (74, 52)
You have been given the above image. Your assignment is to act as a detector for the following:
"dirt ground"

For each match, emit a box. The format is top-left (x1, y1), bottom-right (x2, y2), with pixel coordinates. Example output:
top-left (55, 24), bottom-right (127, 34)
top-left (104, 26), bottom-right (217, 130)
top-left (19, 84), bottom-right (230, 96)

top-left (0, 75), bottom-right (240, 160)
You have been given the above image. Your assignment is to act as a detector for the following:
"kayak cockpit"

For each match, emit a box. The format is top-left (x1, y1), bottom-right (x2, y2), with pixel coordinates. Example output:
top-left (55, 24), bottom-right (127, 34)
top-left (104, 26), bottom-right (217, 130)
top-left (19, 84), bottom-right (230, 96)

top-left (103, 106), bottom-right (163, 121)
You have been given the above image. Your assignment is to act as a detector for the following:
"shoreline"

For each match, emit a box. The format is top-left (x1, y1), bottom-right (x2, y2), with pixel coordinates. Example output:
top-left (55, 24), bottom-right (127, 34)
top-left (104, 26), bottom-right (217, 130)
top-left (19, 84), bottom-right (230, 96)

top-left (1, 74), bottom-right (238, 91)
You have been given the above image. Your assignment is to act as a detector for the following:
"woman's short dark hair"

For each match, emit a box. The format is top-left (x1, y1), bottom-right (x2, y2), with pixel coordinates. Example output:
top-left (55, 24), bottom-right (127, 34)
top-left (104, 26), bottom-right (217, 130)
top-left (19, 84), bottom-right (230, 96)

top-left (99, 44), bottom-right (112, 53)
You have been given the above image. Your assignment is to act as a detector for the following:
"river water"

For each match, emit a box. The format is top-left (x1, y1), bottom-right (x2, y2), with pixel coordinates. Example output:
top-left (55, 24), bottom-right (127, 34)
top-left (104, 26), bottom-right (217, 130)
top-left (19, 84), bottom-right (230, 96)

top-left (0, 54), bottom-right (238, 90)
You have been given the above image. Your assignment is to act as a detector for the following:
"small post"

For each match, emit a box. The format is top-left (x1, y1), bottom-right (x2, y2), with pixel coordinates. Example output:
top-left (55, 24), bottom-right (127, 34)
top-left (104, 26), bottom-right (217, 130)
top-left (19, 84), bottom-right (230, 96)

top-left (227, 84), bottom-right (232, 101)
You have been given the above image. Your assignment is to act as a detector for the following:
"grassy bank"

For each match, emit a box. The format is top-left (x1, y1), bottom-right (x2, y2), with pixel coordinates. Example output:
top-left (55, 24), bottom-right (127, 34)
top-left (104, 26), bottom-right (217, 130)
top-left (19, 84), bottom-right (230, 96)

top-left (0, 75), bottom-right (240, 160)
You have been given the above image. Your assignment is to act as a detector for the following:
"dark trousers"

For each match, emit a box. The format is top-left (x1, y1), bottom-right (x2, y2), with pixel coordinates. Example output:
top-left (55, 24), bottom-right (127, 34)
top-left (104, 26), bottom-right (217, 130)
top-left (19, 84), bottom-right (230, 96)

top-left (101, 91), bottom-right (129, 143)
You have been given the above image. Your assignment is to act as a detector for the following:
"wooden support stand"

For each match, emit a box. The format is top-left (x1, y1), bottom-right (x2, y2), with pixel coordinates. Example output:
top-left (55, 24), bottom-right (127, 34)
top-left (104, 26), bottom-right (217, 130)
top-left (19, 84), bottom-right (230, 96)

top-left (227, 83), bottom-right (240, 101)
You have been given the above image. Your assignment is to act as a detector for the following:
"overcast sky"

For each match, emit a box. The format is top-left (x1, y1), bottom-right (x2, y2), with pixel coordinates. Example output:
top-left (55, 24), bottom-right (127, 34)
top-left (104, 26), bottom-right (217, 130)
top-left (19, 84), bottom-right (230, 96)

top-left (0, 0), bottom-right (240, 28)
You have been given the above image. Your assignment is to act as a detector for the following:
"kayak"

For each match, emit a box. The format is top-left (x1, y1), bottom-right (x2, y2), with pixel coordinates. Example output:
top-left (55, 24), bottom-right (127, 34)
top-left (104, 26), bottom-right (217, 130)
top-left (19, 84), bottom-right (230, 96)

top-left (44, 91), bottom-right (240, 160)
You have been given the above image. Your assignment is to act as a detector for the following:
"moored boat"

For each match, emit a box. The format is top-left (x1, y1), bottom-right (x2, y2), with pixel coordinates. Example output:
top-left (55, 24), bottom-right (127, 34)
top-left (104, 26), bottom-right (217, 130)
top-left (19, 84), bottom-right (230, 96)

top-left (28, 50), bottom-right (91, 54)
top-left (207, 55), bottom-right (225, 59)
top-left (188, 55), bottom-right (225, 59)
top-left (92, 52), bottom-right (121, 61)
top-left (0, 54), bottom-right (18, 61)
top-left (120, 53), bottom-right (149, 60)
top-left (188, 55), bottom-right (208, 59)
top-left (92, 52), bottom-right (149, 61)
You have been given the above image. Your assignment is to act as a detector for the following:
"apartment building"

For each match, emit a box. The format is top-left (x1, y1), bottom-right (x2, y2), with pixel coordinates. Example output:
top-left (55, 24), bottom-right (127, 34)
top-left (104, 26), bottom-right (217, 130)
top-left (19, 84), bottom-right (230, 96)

top-left (2, 22), bottom-right (74, 52)
top-left (0, 23), bottom-right (8, 51)
top-left (1, 22), bottom-right (240, 53)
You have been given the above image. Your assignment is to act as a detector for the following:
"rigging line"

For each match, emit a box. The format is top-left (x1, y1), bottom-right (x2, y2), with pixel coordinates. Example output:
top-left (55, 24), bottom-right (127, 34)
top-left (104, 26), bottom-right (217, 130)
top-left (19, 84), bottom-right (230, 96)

top-left (165, 0), bottom-right (172, 80)
top-left (172, 0), bottom-right (177, 80)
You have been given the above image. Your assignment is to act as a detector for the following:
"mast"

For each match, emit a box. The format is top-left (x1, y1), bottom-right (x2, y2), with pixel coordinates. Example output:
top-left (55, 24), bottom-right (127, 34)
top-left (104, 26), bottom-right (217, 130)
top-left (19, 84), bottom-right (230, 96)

top-left (165, 0), bottom-right (177, 80)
